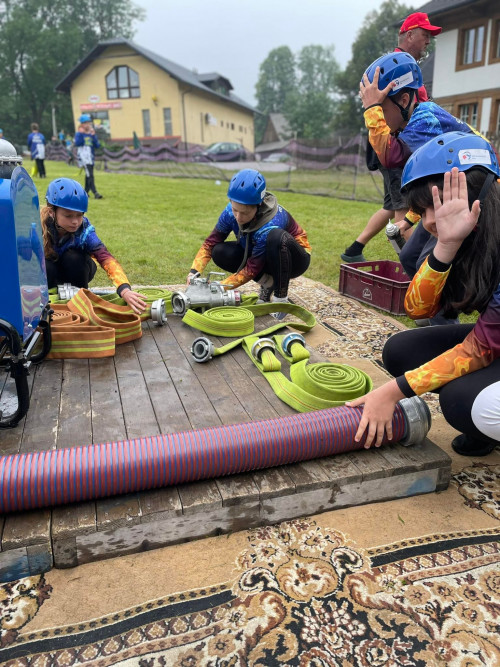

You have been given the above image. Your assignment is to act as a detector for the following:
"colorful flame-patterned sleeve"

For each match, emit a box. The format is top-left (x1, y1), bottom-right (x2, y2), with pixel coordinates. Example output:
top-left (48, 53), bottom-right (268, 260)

top-left (399, 256), bottom-right (500, 396)
top-left (191, 227), bottom-right (229, 274)
top-left (363, 106), bottom-right (411, 168)
top-left (84, 227), bottom-right (130, 289)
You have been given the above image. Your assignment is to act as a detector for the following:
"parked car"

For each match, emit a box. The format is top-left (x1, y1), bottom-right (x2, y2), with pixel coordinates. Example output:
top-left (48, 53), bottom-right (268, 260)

top-left (193, 142), bottom-right (252, 162)
top-left (262, 152), bottom-right (290, 163)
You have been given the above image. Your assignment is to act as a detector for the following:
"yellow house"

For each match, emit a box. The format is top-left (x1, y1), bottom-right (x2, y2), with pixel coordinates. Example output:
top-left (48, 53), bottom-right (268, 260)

top-left (56, 38), bottom-right (256, 151)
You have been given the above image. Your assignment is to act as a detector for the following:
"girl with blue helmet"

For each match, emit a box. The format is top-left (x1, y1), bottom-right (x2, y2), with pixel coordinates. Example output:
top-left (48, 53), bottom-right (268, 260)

top-left (41, 177), bottom-right (146, 314)
top-left (346, 132), bottom-right (500, 457)
top-left (187, 168), bottom-right (311, 315)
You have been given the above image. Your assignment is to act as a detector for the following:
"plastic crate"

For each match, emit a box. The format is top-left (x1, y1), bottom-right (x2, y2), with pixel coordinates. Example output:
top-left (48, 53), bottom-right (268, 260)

top-left (339, 260), bottom-right (410, 315)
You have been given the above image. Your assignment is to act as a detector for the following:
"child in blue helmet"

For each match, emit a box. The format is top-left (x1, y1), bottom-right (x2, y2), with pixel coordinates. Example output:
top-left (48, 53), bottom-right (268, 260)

top-left (359, 50), bottom-right (486, 325)
top-left (41, 178), bottom-right (146, 314)
top-left (187, 169), bottom-right (311, 315)
top-left (27, 123), bottom-right (46, 177)
top-left (74, 114), bottom-right (103, 199)
top-left (347, 132), bottom-right (500, 457)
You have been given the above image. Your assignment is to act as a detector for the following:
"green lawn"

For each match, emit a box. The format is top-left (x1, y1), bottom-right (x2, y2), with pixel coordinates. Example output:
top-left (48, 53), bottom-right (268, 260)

top-left (29, 159), bottom-right (477, 327)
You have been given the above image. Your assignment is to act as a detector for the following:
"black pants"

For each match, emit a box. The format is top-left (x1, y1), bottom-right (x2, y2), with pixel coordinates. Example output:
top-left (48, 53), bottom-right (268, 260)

top-left (211, 228), bottom-right (310, 297)
top-left (35, 158), bottom-right (46, 178)
top-left (383, 324), bottom-right (500, 441)
top-left (45, 249), bottom-right (97, 289)
top-left (84, 164), bottom-right (97, 195)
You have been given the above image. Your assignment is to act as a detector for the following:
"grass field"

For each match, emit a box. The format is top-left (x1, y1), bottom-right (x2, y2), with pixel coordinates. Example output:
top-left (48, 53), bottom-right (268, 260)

top-left (28, 159), bottom-right (476, 327)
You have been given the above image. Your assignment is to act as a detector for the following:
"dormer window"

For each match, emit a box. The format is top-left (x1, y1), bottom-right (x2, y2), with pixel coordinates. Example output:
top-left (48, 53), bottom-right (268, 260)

top-left (106, 66), bottom-right (140, 99)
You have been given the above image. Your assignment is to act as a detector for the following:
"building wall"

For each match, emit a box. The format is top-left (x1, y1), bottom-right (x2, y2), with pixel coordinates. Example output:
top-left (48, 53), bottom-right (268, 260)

top-left (433, 29), bottom-right (500, 97)
top-left (70, 44), bottom-right (254, 150)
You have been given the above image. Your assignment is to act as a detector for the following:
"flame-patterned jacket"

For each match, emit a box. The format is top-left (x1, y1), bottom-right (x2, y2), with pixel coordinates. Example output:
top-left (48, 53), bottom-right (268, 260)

top-left (48, 217), bottom-right (130, 291)
top-left (397, 252), bottom-right (500, 396)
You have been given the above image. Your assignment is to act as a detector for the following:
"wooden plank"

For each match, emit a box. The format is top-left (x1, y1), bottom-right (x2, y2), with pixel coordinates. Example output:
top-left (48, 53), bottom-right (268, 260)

top-left (89, 356), bottom-right (126, 443)
top-left (75, 500), bottom-right (262, 565)
top-left (2, 509), bottom-right (51, 549)
top-left (134, 323), bottom-right (192, 434)
top-left (251, 466), bottom-right (296, 500)
top-left (177, 480), bottom-right (222, 516)
top-left (114, 339), bottom-right (160, 439)
top-left (284, 459), bottom-right (332, 493)
top-left (170, 320), bottom-right (251, 427)
top-left (346, 447), bottom-right (394, 481)
top-left (215, 473), bottom-right (260, 507)
top-left (58, 359), bottom-right (92, 448)
top-left (20, 360), bottom-right (63, 452)
top-left (96, 494), bottom-right (142, 531)
top-left (51, 502), bottom-right (97, 569)
top-left (138, 488), bottom-right (183, 523)
top-left (0, 368), bottom-right (36, 456)
top-left (317, 453), bottom-right (364, 485)
top-left (149, 319), bottom-right (221, 430)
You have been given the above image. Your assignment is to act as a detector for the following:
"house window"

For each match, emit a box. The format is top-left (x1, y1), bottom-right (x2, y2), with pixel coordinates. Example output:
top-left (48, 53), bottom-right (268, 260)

top-left (163, 107), bottom-right (172, 135)
top-left (220, 120), bottom-right (224, 127)
top-left (106, 66), bottom-right (140, 99)
top-left (231, 123), bottom-right (235, 130)
top-left (490, 19), bottom-right (500, 63)
top-left (458, 24), bottom-right (486, 68)
top-left (459, 103), bottom-right (478, 128)
top-left (142, 109), bottom-right (151, 136)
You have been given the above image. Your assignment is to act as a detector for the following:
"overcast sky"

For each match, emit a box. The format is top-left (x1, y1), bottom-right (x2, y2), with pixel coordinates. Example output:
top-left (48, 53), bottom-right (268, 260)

top-left (133, 0), bottom-right (411, 106)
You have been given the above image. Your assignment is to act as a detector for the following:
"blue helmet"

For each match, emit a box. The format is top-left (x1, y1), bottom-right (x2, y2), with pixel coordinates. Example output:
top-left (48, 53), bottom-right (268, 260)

top-left (79, 113), bottom-right (92, 123)
top-left (227, 169), bottom-right (266, 205)
top-left (401, 131), bottom-right (500, 192)
top-left (46, 178), bottom-right (88, 212)
top-left (363, 51), bottom-right (422, 97)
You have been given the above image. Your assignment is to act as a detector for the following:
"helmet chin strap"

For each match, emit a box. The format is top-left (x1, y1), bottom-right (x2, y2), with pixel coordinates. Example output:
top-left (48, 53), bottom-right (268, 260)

top-left (390, 90), bottom-right (416, 122)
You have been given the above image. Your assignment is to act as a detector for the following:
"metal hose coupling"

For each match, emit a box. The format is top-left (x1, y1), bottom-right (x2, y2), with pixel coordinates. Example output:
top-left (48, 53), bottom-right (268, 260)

top-left (282, 332), bottom-right (306, 356)
top-left (398, 396), bottom-right (432, 446)
top-left (191, 336), bottom-right (215, 363)
top-left (251, 337), bottom-right (276, 362)
top-left (150, 299), bottom-right (167, 326)
top-left (172, 272), bottom-right (241, 316)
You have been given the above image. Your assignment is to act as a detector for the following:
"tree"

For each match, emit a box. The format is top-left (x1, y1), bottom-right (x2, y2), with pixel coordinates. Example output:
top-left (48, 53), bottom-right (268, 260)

top-left (255, 44), bottom-right (340, 142)
top-left (332, 1), bottom-right (414, 133)
top-left (255, 46), bottom-right (296, 144)
top-left (0, 0), bottom-right (145, 146)
top-left (285, 45), bottom-right (340, 140)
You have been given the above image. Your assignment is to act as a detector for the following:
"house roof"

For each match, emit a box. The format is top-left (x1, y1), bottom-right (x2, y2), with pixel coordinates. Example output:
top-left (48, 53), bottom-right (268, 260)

top-left (415, 0), bottom-right (481, 17)
top-left (55, 38), bottom-right (255, 113)
top-left (197, 73), bottom-right (233, 91)
top-left (269, 113), bottom-right (292, 140)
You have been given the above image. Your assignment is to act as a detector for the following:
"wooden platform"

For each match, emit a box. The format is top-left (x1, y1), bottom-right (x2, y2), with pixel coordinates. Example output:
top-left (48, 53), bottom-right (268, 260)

top-left (0, 314), bottom-right (451, 583)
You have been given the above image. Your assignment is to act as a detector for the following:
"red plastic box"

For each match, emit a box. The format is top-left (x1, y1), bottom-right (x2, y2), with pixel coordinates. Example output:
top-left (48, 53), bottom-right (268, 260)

top-left (338, 260), bottom-right (410, 315)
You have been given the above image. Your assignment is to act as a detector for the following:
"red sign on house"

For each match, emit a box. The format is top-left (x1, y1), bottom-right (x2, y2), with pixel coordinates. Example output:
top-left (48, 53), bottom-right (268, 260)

top-left (80, 102), bottom-right (122, 110)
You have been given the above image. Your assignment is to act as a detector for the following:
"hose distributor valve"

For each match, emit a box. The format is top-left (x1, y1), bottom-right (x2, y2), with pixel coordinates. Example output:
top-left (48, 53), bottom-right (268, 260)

top-left (172, 272), bottom-right (241, 316)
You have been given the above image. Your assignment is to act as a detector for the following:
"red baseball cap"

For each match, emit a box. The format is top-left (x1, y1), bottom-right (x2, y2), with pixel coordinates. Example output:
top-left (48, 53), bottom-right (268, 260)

top-left (400, 12), bottom-right (442, 36)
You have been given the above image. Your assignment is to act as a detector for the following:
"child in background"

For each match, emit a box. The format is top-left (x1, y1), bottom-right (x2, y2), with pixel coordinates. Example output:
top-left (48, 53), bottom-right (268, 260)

top-left (74, 114), bottom-right (103, 199)
top-left (27, 123), bottom-right (46, 178)
top-left (41, 177), bottom-right (146, 314)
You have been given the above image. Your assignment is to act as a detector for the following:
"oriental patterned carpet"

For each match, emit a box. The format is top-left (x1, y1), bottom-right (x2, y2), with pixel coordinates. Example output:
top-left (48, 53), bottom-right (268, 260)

top-left (1, 279), bottom-right (499, 667)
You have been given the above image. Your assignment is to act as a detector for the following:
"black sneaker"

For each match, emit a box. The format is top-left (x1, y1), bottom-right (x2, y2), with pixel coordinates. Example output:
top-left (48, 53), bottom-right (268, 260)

top-left (258, 286), bottom-right (273, 303)
top-left (94, 193), bottom-right (103, 199)
top-left (451, 434), bottom-right (497, 457)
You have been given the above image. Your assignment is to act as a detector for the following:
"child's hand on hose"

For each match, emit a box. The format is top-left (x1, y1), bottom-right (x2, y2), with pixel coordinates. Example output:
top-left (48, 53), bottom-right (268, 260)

top-left (121, 288), bottom-right (147, 315)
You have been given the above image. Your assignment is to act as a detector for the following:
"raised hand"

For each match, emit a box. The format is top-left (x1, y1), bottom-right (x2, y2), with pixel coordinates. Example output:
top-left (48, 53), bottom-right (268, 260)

top-left (432, 168), bottom-right (481, 263)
